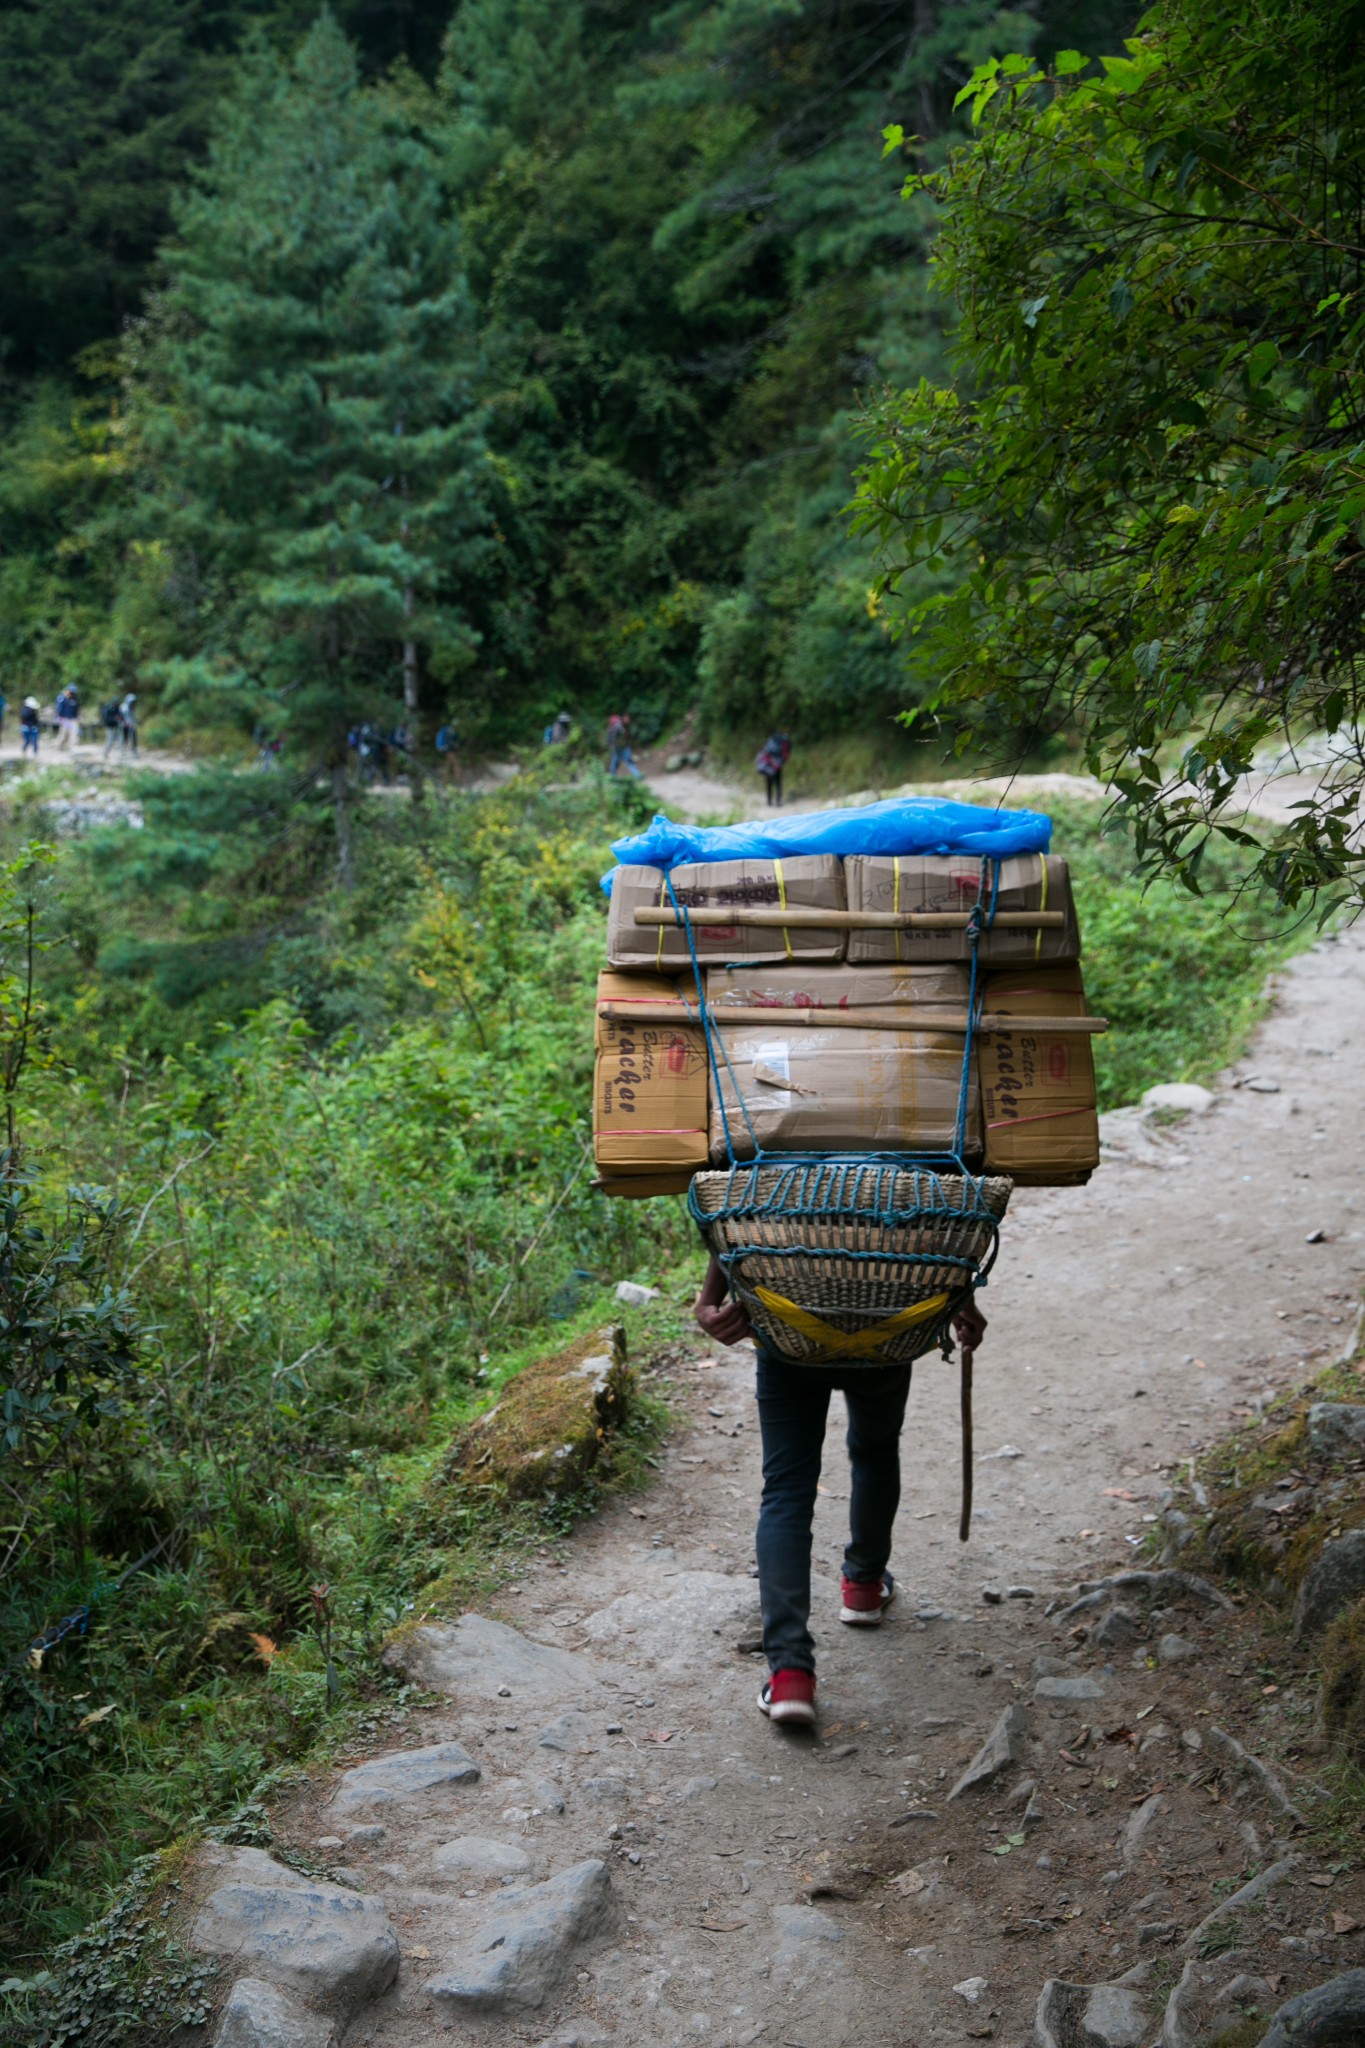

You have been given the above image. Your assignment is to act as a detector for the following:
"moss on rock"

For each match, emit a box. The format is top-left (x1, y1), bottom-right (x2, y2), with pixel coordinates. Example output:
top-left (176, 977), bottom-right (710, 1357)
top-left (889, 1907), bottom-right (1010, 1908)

top-left (444, 1325), bottom-right (634, 1500)
top-left (1320, 1594), bottom-right (1365, 1762)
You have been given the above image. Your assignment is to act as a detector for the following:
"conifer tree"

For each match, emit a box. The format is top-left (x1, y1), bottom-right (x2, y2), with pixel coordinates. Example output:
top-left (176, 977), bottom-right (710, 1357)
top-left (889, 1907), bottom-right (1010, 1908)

top-left (134, 10), bottom-right (486, 877)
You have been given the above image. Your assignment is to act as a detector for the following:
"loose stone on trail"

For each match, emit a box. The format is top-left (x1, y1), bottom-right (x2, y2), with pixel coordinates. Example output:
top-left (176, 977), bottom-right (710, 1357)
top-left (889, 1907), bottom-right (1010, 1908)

top-left (432, 1836), bottom-right (535, 1880)
top-left (425, 1858), bottom-right (616, 2013)
top-left (331, 1741), bottom-right (481, 1809)
top-left (214, 1974), bottom-right (337, 2048)
top-left (948, 1703), bottom-right (1030, 1798)
top-left (1035, 1978), bottom-right (1148, 2048)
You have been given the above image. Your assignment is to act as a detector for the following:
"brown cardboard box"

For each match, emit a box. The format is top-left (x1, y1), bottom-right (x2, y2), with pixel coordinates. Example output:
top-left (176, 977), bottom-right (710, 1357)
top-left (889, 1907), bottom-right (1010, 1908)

top-left (709, 1020), bottom-right (979, 1161)
top-left (704, 961), bottom-right (969, 1013)
top-left (606, 857), bottom-right (846, 971)
top-left (979, 964), bottom-right (1100, 1180)
top-left (845, 853), bottom-right (1080, 966)
top-left (593, 1170), bottom-right (695, 1199)
top-left (593, 971), bottom-right (710, 1175)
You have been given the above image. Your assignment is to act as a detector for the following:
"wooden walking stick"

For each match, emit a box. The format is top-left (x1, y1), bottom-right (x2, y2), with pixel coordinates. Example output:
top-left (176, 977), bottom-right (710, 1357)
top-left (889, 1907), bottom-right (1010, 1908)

top-left (959, 1344), bottom-right (974, 1543)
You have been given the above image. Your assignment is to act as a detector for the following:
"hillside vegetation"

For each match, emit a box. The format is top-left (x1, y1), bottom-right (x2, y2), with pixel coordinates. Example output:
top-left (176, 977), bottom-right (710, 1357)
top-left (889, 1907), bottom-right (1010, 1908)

top-left (0, 762), bottom-right (1305, 1974)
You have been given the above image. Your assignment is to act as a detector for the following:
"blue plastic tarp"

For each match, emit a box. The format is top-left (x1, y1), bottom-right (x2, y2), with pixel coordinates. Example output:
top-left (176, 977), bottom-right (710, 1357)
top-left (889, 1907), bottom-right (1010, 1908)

top-left (601, 795), bottom-right (1052, 893)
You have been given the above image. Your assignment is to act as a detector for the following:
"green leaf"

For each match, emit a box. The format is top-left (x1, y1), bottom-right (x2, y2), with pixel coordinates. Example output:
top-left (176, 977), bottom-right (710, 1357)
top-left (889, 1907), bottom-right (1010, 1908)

top-left (1055, 49), bottom-right (1088, 75)
top-left (1109, 278), bottom-right (1134, 323)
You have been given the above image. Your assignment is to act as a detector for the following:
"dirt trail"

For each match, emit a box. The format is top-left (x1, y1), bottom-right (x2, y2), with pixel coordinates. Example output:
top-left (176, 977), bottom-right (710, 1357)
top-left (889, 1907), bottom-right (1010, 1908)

top-left (258, 927), bottom-right (1365, 2048)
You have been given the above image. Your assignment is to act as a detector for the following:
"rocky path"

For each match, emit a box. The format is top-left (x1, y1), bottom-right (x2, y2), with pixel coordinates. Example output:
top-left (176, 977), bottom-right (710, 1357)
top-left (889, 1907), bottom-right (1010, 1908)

top-left (193, 925), bottom-right (1365, 2048)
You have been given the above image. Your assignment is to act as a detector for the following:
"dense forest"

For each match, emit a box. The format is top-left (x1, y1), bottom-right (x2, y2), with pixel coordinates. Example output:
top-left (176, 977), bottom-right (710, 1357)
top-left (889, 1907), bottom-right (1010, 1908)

top-left (0, 0), bottom-right (1131, 765)
top-left (4, 0), bottom-right (1357, 2029)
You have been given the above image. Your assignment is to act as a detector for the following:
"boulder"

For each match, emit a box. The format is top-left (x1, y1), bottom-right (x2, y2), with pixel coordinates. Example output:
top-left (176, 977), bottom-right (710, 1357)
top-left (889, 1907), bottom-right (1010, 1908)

top-left (191, 1848), bottom-right (398, 2018)
top-left (215, 1977), bottom-right (336, 2048)
top-left (383, 1614), bottom-right (595, 1701)
top-left (425, 1859), bottom-right (616, 2013)
top-left (948, 1703), bottom-right (1030, 1798)
top-left (1157, 1634), bottom-right (1197, 1664)
top-left (1122, 1794), bottom-right (1165, 1868)
top-left (1036, 1979), bottom-right (1148, 2048)
top-left (331, 1741), bottom-right (480, 1810)
top-left (1308, 1404), bottom-right (1365, 1457)
top-left (1295, 1530), bottom-right (1365, 1638)
top-left (442, 1326), bottom-right (633, 1499)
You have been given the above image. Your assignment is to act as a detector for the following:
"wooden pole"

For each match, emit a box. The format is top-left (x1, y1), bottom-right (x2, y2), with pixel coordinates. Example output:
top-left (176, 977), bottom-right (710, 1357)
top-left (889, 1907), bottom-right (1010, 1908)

top-left (632, 905), bottom-right (1066, 931)
top-left (597, 1001), bottom-right (1109, 1035)
top-left (959, 1345), bottom-right (974, 1543)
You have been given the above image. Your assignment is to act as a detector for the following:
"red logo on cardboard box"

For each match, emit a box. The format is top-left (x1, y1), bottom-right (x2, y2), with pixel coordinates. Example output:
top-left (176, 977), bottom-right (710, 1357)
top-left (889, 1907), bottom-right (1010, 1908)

top-left (666, 1036), bottom-right (689, 1075)
top-left (1048, 1043), bottom-right (1069, 1083)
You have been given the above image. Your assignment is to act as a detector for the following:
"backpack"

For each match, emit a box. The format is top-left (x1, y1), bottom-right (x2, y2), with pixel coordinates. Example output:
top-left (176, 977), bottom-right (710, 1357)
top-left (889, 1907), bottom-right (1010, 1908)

top-left (101, 699), bottom-right (120, 728)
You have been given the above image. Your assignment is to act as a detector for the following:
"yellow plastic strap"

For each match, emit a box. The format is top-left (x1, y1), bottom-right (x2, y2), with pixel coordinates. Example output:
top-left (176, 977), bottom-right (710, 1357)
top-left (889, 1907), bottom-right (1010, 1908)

top-left (1035, 856), bottom-right (1049, 962)
top-left (752, 1284), bottom-right (952, 1361)
top-left (773, 858), bottom-right (792, 960)
top-left (893, 854), bottom-right (902, 962)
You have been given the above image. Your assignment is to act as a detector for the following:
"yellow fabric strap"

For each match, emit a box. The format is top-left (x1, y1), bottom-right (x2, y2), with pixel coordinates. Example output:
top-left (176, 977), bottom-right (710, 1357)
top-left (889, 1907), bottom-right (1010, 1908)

top-left (893, 854), bottom-right (902, 962)
top-left (656, 874), bottom-right (667, 971)
top-left (753, 1284), bottom-right (952, 1361)
top-left (1035, 855), bottom-right (1049, 961)
top-left (773, 858), bottom-right (792, 959)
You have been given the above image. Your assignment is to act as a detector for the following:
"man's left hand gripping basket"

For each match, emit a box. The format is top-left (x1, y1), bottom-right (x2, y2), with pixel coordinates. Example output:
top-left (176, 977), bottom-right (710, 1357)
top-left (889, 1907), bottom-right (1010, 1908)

top-left (689, 1161), bottom-right (1012, 1367)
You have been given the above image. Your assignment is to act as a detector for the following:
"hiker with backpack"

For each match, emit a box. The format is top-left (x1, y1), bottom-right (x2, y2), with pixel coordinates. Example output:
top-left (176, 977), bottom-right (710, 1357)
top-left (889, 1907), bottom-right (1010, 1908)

top-left (101, 698), bottom-right (121, 757)
top-left (118, 692), bottom-right (138, 757)
top-left (606, 712), bottom-right (641, 779)
top-left (435, 722), bottom-right (462, 784)
top-left (756, 731), bottom-right (791, 807)
top-left (20, 697), bottom-right (40, 757)
top-left (694, 1257), bottom-right (987, 1725)
top-left (55, 685), bottom-right (80, 749)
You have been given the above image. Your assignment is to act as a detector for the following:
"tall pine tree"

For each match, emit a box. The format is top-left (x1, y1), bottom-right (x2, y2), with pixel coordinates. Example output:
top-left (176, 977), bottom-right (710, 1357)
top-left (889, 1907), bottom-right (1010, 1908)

top-left (133, 10), bottom-right (487, 876)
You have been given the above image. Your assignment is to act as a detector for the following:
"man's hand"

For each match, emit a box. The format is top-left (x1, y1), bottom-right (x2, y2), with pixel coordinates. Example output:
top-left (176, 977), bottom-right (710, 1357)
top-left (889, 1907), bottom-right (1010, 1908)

top-left (952, 1296), bottom-right (987, 1352)
top-left (696, 1296), bottom-right (754, 1346)
top-left (694, 1253), bottom-right (752, 1347)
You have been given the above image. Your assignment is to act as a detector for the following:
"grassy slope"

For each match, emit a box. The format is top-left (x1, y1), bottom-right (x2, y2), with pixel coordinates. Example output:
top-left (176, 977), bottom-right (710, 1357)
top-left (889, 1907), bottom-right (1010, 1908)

top-left (0, 764), bottom-right (1315, 1976)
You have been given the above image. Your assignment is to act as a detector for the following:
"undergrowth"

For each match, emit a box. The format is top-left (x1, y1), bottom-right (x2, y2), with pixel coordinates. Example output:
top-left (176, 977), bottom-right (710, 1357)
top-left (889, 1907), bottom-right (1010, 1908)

top-left (0, 758), bottom-right (1322, 1982)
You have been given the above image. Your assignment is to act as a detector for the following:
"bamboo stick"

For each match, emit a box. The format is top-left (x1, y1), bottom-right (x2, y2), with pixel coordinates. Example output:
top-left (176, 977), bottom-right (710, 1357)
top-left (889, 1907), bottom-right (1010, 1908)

top-left (597, 1002), bottom-right (1108, 1036)
top-left (631, 905), bottom-right (1067, 930)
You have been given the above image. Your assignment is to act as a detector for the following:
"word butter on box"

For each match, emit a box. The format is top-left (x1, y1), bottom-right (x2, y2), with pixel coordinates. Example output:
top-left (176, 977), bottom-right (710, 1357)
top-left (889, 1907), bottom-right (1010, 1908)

top-left (979, 965), bottom-right (1099, 1182)
top-left (844, 853), bottom-right (1079, 965)
top-left (606, 857), bottom-right (846, 971)
top-left (593, 971), bottom-right (709, 1176)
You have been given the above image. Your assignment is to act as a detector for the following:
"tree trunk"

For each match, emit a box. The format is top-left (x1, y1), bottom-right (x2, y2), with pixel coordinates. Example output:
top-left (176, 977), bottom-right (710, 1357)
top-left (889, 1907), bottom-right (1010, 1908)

top-left (332, 759), bottom-right (355, 889)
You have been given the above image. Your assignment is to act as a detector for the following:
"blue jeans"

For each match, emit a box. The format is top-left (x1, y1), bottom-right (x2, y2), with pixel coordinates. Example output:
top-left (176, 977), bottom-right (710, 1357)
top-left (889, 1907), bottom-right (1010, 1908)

top-left (754, 1346), bottom-right (912, 1675)
top-left (609, 745), bottom-right (641, 778)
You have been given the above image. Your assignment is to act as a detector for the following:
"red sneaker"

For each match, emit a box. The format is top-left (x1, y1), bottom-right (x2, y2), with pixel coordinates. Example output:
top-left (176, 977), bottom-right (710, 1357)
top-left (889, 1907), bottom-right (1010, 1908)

top-left (840, 1572), bottom-right (895, 1626)
top-left (758, 1668), bottom-right (817, 1726)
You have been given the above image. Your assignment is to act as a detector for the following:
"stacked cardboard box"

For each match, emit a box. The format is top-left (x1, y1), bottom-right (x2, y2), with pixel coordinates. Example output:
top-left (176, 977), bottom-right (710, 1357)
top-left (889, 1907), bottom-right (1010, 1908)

top-left (606, 857), bottom-right (846, 970)
top-left (844, 853), bottom-right (1079, 965)
top-left (592, 971), bottom-right (708, 1196)
top-left (978, 964), bottom-right (1100, 1183)
top-left (594, 853), bottom-right (1100, 1192)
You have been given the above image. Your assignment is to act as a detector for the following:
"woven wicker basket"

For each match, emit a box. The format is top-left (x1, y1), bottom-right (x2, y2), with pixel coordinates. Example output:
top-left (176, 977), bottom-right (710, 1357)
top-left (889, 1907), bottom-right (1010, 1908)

top-left (691, 1161), bottom-right (1012, 1366)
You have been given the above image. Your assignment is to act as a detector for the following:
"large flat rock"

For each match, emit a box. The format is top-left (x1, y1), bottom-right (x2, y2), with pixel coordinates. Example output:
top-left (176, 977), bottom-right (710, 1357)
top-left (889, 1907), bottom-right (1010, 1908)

top-left (576, 1570), bottom-right (756, 1665)
top-left (425, 1859), bottom-right (616, 2013)
top-left (331, 1740), bottom-right (480, 1810)
top-left (383, 1614), bottom-right (598, 1701)
top-left (192, 1847), bottom-right (397, 2016)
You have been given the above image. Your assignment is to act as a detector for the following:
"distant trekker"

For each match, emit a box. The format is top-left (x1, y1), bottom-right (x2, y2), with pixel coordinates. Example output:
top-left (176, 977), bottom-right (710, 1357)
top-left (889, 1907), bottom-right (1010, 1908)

top-left (756, 730), bottom-right (791, 807)
top-left (606, 712), bottom-right (641, 779)
top-left (544, 710), bottom-right (572, 746)
top-left (55, 684), bottom-right (80, 749)
top-left (20, 696), bottom-right (40, 757)
top-left (0, 688), bottom-right (7, 740)
top-left (118, 692), bottom-right (138, 757)
top-left (435, 722), bottom-right (462, 784)
top-left (101, 697), bottom-right (122, 757)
